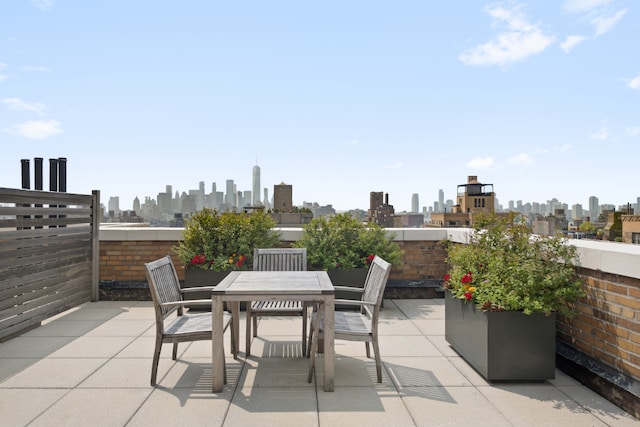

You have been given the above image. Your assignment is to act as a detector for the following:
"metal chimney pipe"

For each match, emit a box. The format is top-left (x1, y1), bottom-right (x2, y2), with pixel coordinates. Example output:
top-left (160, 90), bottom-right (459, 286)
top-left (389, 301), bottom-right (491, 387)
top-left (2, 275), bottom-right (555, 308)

top-left (21, 159), bottom-right (30, 189)
top-left (49, 158), bottom-right (58, 192)
top-left (35, 157), bottom-right (43, 191)
top-left (58, 157), bottom-right (67, 192)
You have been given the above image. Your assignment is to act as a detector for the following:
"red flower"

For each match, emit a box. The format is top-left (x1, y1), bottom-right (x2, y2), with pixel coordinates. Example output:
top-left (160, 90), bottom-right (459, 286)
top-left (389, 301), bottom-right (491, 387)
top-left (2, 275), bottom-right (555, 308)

top-left (190, 254), bottom-right (206, 265)
top-left (444, 274), bottom-right (451, 282)
top-left (461, 273), bottom-right (473, 284)
top-left (464, 292), bottom-right (473, 301)
top-left (366, 254), bottom-right (375, 265)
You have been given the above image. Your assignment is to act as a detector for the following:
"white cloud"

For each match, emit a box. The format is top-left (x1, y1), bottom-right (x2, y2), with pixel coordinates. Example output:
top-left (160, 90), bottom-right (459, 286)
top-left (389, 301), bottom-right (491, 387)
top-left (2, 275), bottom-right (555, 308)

top-left (591, 9), bottom-right (626, 36)
top-left (628, 75), bottom-right (640, 91)
top-left (554, 144), bottom-right (573, 152)
top-left (31, 0), bottom-right (54, 11)
top-left (466, 157), bottom-right (495, 169)
top-left (383, 161), bottom-right (403, 169)
top-left (459, 5), bottom-right (555, 67)
top-left (626, 127), bottom-right (640, 137)
top-left (590, 127), bottom-right (609, 140)
top-left (346, 139), bottom-right (360, 145)
top-left (509, 153), bottom-right (535, 166)
top-left (2, 98), bottom-right (47, 116)
top-left (21, 65), bottom-right (51, 72)
top-left (8, 119), bottom-right (62, 139)
top-left (560, 35), bottom-right (587, 52)
top-left (0, 62), bottom-right (7, 82)
top-left (563, 0), bottom-right (612, 14)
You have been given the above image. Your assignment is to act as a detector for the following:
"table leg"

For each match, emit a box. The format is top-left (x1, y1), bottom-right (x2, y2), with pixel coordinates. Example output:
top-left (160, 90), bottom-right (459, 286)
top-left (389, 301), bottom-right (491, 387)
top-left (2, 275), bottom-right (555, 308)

top-left (323, 296), bottom-right (335, 392)
top-left (231, 301), bottom-right (240, 359)
top-left (212, 295), bottom-right (225, 393)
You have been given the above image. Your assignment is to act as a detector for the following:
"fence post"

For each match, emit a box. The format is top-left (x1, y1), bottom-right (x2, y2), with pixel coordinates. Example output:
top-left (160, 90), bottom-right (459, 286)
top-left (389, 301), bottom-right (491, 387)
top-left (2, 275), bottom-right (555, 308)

top-left (91, 190), bottom-right (101, 302)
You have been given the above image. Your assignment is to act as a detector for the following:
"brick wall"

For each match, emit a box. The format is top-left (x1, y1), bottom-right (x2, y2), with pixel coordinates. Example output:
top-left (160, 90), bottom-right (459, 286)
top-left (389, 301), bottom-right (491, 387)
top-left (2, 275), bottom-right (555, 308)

top-left (100, 241), bottom-right (184, 282)
top-left (557, 268), bottom-right (640, 381)
top-left (99, 239), bottom-right (448, 283)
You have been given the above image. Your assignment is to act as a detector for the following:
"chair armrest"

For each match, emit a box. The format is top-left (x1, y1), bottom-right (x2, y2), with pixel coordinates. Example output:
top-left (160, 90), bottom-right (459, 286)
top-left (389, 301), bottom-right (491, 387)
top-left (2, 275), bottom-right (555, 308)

top-left (180, 286), bottom-right (216, 294)
top-left (333, 286), bottom-right (365, 294)
top-left (334, 299), bottom-right (376, 308)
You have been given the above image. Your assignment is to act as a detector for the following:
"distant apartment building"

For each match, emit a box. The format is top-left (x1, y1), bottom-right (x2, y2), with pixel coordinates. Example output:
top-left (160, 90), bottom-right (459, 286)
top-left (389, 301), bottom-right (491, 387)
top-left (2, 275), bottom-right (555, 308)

top-left (367, 191), bottom-right (395, 227)
top-left (430, 176), bottom-right (495, 227)
top-left (269, 182), bottom-right (311, 226)
top-left (394, 213), bottom-right (424, 227)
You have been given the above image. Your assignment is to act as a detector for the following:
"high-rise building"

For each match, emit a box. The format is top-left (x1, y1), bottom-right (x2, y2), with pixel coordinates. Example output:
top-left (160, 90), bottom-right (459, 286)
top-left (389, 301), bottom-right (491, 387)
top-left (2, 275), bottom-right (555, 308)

top-left (411, 193), bottom-right (419, 213)
top-left (572, 204), bottom-right (583, 220)
top-left (589, 196), bottom-right (599, 221)
top-left (263, 188), bottom-right (270, 210)
top-left (108, 196), bottom-right (120, 216)
top-left (225, 179), bottom-right (235, 209)
top-left (438, 189), bottom-right (444, 212)
top-left (252, 165), bottom-right (261, 205)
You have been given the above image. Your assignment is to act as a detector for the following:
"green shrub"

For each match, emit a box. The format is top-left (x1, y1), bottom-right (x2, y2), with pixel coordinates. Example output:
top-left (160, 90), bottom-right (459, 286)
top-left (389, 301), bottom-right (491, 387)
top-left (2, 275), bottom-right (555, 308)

top-left (294, 213), bottom-right (403, 270)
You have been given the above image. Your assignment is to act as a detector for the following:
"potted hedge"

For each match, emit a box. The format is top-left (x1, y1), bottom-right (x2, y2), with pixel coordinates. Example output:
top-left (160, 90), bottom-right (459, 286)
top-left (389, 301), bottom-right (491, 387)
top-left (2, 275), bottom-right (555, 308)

top-left (173, 208), bottom-right (280, 305)
top-left (294, 213), bottom-right (403, 302)
top-left (443, 211), bottom-right (584, 381)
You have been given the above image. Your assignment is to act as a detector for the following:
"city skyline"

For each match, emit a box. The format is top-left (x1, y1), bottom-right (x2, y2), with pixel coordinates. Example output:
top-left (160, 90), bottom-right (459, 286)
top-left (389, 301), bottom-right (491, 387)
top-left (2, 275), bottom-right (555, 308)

top-left (1, 1), bottom-right (639, 212)
top-left (100, 163), bottom-right (636, 219)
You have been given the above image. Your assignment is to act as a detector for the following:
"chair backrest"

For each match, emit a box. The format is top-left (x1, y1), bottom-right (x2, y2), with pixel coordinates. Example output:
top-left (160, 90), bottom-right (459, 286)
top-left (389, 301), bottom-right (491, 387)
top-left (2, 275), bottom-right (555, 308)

top-left (253, 248), bottom-right (307, 271)
top-left (361, 255), bottom-right (392, 315)
top-left (144, 256), bottom-right (183, 321)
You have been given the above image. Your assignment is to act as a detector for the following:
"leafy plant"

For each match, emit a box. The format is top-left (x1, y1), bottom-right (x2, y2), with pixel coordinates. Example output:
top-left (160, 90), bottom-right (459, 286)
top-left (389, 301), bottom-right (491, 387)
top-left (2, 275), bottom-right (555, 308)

top-left (443, 211), bottom-right (584, 316)
top-left (173, 209), bottom-right (280, 271)
top-left (294, 213), bottom-right (403, 270)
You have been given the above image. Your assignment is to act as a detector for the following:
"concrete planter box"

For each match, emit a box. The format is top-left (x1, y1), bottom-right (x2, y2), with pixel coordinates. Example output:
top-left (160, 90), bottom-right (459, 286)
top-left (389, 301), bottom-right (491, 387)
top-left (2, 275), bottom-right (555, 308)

top-left (445, 292), bottom-right (556, 381)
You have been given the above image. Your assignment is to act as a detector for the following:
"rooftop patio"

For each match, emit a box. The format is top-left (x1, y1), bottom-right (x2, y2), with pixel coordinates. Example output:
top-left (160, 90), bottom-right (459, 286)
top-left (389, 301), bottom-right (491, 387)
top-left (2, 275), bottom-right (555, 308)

top-left (1, 299), bottom-right (638, 427)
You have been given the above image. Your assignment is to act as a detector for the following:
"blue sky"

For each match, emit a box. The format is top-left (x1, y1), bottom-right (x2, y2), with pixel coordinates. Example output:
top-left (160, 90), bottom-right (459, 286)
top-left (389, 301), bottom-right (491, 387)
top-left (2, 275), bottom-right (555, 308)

top-left (1, 0), bottom-right (638, 212)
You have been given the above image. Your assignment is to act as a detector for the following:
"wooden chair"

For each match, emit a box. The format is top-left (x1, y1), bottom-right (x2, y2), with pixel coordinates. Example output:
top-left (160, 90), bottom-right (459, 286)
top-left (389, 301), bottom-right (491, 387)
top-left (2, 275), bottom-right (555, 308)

top-left (144, 255), bottom-right (235, 386)
top-left (246, 248), bottom-right (308, 356)
top-left (307, 255), bottom-right (392, 383)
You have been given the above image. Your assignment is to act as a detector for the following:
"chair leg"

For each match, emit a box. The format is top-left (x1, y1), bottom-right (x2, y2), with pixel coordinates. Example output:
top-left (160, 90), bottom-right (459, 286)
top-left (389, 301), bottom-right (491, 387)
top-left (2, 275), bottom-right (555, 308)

top-left (172, 342), bottom-right (178, 360)
top-left (246, 304), bottom-right (252, 357)
top-left (253, 315), bottom-right (258, 337)
top-left (307, 326), bottom-right (319, 383)
top-left (308, 306), bottom-right (323, 383)
top-left (302, 302), bottom-right (308, 356)
top-left (151, 336), bottom-right (163, 386)
top-left (223, 345), bottom-right (228, 385)
top-left (307, 320), bottom-right (314, 358)
top-left (372, 338), bottom-right (382, 383)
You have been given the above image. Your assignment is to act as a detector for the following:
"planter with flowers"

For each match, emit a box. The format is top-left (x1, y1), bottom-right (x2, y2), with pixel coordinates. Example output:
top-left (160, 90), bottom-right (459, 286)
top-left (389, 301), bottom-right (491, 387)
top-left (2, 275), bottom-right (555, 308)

top-left (173, 208), bottom-right (280, 308)
top-left (443, 212), bottom-right (584, 381)
top-left (294, 213), bottom-right (403, 305)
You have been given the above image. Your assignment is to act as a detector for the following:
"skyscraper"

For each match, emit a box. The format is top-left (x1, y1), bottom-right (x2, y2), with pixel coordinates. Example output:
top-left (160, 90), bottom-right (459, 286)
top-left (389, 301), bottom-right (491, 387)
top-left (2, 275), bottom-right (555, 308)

top-left (252, 165), bottom-right (261, 205)
top-left (438, 189), bottom-right (444, 212)
top-left (411, 193), bottom-right (419, 213)
top-left (589, 196), bottom-right (599, 221)
top-left (225, 179), bottom-right (235, 209)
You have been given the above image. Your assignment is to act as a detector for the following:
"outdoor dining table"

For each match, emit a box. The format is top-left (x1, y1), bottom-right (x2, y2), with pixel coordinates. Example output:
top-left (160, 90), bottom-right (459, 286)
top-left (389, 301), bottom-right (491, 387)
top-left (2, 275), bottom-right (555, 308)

top-left (211, 270), bottom-right (335, 392)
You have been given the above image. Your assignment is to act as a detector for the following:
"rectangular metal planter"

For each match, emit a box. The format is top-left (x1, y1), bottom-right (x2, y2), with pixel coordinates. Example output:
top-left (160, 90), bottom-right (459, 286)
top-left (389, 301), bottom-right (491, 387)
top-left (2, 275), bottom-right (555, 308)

top-left (327, 268), bottom-right (370, 309)
top-left (445, 292), bottom-right (556, 381)
top-left (183, 269), bottom-right (230, 310)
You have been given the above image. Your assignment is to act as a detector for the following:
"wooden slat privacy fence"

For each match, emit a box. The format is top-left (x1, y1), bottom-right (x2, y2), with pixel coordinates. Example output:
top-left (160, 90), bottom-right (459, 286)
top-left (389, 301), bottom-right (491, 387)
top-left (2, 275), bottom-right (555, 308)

top-left (0, 187), bottom-right (100, 341)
